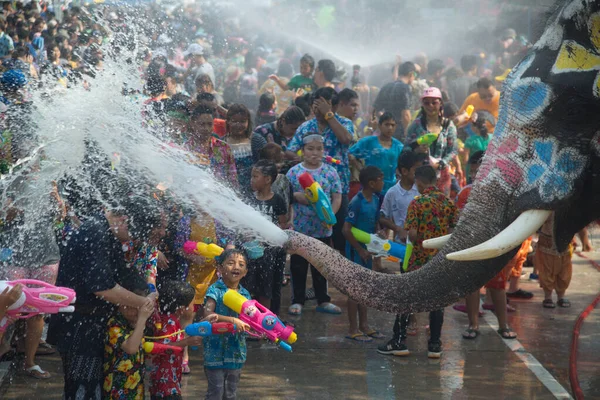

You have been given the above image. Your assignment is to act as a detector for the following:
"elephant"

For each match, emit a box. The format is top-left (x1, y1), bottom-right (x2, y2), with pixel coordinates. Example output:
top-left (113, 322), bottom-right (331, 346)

top-left (284, 0), bottom-right (600, 314)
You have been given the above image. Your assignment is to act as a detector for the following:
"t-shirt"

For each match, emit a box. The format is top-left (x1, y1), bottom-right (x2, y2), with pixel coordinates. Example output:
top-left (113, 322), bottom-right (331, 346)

top-left (229, 141), bottom-right (254, 198)
top-left (464, 134), bottom-right (492, 154)
top-left (0, 32), bottom-right (14, 58)
top-left (349, 136), bottom-right (404, 194)
top-left (204, 280), bottom-right (251, 370)
top-left (251, 121), bottom-right (291, 162)
top-left (103, 314), bottom-right (145, 400)
top-left (373, 80), bottom-right (412, 138)
top-left (459, 92), bottom-right (500, 133)
top-left (287, 74), bottom-right (316, 93)
top-left (345, 192), bottom-right (380, 269)
top-left (380, 182), bottom-right (420, 242)
top-left (286, 162), bottom-right (341, 238)
top-left (149, 313), bottom-right (185, 398)
top-left (248, 192), bottom-right (287, 224)
top-left (287, 116), bottom-right (354, 194)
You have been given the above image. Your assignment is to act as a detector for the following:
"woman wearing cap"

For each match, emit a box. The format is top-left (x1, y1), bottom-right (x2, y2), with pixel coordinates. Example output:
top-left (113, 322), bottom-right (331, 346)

top-left (405, 87), bottom-right (458, 195)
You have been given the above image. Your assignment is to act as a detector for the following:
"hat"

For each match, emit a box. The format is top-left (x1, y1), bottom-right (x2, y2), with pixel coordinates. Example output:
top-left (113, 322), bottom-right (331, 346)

top-left (183, 43), bottom-right (204, 57)
top-left (495, 69), bottom-right (511, 82)
top-left (421, 87), bottom-right (442, 100)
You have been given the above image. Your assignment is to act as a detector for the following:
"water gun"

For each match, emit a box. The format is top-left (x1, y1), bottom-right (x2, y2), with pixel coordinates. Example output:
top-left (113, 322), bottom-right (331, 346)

top-left (298, 172), bottom-right (337, 225)
top-left (465, 105), bottom-right (474, 118)
top-left (416, 132), bottom-right (439, 146)
top-left (223, 289), bottom-right (297, 352)
top-left (147, 283), bottom-right (162, 330)
top-left (402, 240), bottom-right (413, 272)
top-left (296, 150), bottom-right (340, 165)
top-left (182, 240), bottom-right (224, 260)
top-left (185, 321), bottom-right (236, 336)
top-left (351, 227), bottom-right (406, 262)
top-left (143, 341), bottom-right (183, 355)
top-left (0, 279), bottom-right (76, 331)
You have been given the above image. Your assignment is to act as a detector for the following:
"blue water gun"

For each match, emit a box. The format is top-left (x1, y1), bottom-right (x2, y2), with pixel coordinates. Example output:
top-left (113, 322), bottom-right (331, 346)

top-left (298, 172), bottom-right (337, 225)
top-left (351, 227), bottom-right (406, 262)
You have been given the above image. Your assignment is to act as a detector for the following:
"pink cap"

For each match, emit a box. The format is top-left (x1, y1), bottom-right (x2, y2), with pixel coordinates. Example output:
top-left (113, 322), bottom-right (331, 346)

top-left (421, 87), bottom-right (443, 100)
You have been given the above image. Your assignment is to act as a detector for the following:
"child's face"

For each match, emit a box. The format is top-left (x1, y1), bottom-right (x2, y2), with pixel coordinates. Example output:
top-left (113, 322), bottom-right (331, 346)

top-left (300, 61), bottom-right (312, 77)
top-left (302, 141), bottom-right (324, 165)
top-left (369, 176), bottom-right (385, 193)
top-left (379, 119), bottom-right (397, 137)
top-left (190, 114), bottom-right (214, 139)
top-left (119, 304), bottom-right (139, 325)
top-left (228, 113), bottom-right (249, 138)
top-left (251, 168), bottom-right (271, 192)
top-left (218, 254), bottom-right (248, 286)
top-left (400, 161), bottom-right (423, 184)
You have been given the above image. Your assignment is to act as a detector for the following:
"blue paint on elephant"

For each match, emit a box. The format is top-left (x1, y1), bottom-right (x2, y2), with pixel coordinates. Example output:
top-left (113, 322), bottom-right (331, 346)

top-left (527, 164), bottom-right (545, 184)
top-left (534, 140), bottom-right (553, 165)
top-left (510, 81), bottom-right (551, 119)
top-left (556, 151), bottom-right (584, 176)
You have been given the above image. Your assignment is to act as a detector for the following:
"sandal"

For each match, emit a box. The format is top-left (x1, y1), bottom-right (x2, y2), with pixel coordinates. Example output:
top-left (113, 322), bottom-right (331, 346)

top-left (36, 342), bottom-right (56, 356)
top-left (557, 298), bottom-right (571, 308)
top-left (316, 303), bottom-right (342, 315)
top-left (462, 328), bottom-right (479, 339)
top-left (365, 330), bottom-right (385, 339)
top-left (543, 299), bottom-right (556, 309)
top-left (506, 289), bottom-right (534, 299)
top-left (25, 365), bottom-right (51, 379)
top-left (497, 328), bottom-right (517, 339)
top-left (345, 333), bottom-right (372, 342)
top-left (288, 304), bottom-right (302, 315)
top-left (182, 361), bottom-right (191, 375)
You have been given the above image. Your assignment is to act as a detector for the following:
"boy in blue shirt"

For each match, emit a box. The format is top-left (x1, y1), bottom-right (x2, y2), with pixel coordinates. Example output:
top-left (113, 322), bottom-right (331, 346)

top-left (342, 166), bottom-right (385, 342)
top-left (204, 249), bottom-right (252, 400)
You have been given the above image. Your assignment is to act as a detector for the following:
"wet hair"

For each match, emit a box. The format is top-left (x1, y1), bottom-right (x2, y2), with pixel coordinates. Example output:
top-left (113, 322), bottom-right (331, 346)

top-left (218, 248), bottom-right (249, 267)
top-left (311, 87), bottom-right (337, 105)
top-left (398, 62), bottom-right (417, 77)
top-left (278, 105), bottom-right (306, 129)
top-left (119, 272), bottom-right (148, 296)
top-left (259, 143), bottom-right (284, 162)
top-left (294, 93), bottom-right (311, 117)
top-left (277, 59), bottom-right (294, 78)
top-left (460, 55), bottom-right (478, 72)
top-left (443, 102), bottom-right (459, 119)
top-left (145, 76), bottom-right (166, 97)
top-left (258, 92), bottom-right (276, 113)
top-left (414, 165), bottom-right (438, 184)
top-left (157, 280), bottom-right (195, 314)
top-left (428, 59), bottom-right (445, 75)
top-left (337, 88), bottom-right (358, 105)
top-left (122, 195), bottom-right (164, 243)
top-left (12, 46), bottom-right (28, 59)
top-left (317, 59), bottom-right (336, 82)
top-left (359, 166), bottom-right (383, 187)
top-left (477, 77), bottom-right (494, 89)
top-left (191, 104), bottom-right (214, 120)
top-left (300, 53), bottom-right (315, 70)
top-left (253, 159), bottom-right (278, 184)
top-left (398, 150), bottom-right (420, 172)
top-left (379, 112), bottom-right (396, 126)
top-left (195, 73), bottom-right (214, 91)
top-left (468, 150), bottom-right (485, 166)
top-left (226, 104), bottom-right (252, 137)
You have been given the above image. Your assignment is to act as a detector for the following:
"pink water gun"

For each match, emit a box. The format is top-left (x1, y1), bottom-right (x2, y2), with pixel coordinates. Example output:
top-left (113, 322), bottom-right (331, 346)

top-left (223, 289), bottom-right (297, 352)
top-left (0, 279), bottom-right (76, 331)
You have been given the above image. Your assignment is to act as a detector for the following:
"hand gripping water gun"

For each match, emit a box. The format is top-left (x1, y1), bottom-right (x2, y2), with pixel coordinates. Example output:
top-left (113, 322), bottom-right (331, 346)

top-left (143, 342), bottom-right (183, 356)
top-left (223, 289), bottom-right (297, 352)
top-left (0, 279), bottom-right (76, 331)
top-left (351, 227), bottom-right (406, 262)
top-left (465, 104), bottom-right (474, 118)
top-left (298, 172), bottom-right (337, 225)
top-left (182, 240), bottom-right (224, 260)
top-left (185, 321), bottom-right (236, 336)
top-left (417, 132), bottom-right (440, 146)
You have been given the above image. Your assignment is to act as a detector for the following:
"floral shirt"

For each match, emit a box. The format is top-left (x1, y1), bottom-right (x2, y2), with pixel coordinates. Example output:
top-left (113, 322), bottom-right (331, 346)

top-left (286, 162), bottom-right (341, 238)
top-left (149, 313), bottom-right (185, 398)
top-left (204, 279), bottom-right (251, 370)
top-left (185, 136), bottom-right (238, 189)
top-left (405, 117), bottom-right (458, 167)
top-left (103, 314), bottom-right (145, 400)
top-left (404, 187), bottom-right (457, 271)
top-left (287, 116), bottom-right (354, 194)
top-left (251, 121), bottom-right (291, 162)
top-left (131, 245), bottom-right (158, 283)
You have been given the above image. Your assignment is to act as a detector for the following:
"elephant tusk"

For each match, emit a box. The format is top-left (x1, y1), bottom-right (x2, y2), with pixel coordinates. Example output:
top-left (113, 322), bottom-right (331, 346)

top-left (423, 234), bottom-right (452, 249)
top-left (446, 210), bottom-right (551, 261)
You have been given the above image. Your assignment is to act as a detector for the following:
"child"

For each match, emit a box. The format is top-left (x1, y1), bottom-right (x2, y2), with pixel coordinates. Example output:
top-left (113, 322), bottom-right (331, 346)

top-left (203, 249), bottom-right (252, 400)
top-left (244, 160), bottom-right (288, 315)
top-left (149, 280), bottom-right (216, 399)
top-left (255, 92), bottom-right (277, 127)
top-left (403, 165), bottom-right (457, 358)
top-left (259, 143), bottom-right (294, 225)
top-left (225, 104), bottom-right (254, 198)
top-left (377, 151), bottom-right (425, 355)
top-left (286, 134), bottom-right (342, 315)
top-left (103, 274), bottom-right (154, 399)
top-left (342, 166), bottom-right (385, 342)
top-left (349, 113), bottom-right (404, 196)
top-left (536, 213), bottom-right (573, 308)
top-left (269, 53), bottom-right (316, 94)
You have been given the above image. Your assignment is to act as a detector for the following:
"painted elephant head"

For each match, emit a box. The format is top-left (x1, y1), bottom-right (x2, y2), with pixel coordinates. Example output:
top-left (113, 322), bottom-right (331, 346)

top-left (284, 0), bottom-right (600, 314)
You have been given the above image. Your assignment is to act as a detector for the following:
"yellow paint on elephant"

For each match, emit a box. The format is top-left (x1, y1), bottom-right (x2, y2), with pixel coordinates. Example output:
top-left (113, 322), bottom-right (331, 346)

top-left (554, 40), bottom-right (600, 72)
top-left (589, 12), bottom-right (600, 51)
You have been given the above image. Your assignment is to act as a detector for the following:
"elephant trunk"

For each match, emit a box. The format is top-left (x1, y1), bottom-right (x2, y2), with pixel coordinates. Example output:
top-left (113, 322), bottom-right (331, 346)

top-left (284, 184), bottom-right (521, 314)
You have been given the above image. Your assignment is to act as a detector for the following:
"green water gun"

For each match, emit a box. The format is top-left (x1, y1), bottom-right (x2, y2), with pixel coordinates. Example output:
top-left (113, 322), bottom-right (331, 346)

top-left (402, 239), bottom-right (413, 272)
top-left (416, 132), bottom-right (439, 146)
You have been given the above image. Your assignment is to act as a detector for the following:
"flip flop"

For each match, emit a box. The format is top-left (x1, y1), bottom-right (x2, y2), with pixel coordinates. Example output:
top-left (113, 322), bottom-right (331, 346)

top-left (316, 303), bottom-right (342, 315)
top-left (25, 365), bottom-right (51, 379)
top-left (288, 304), bottom-right (302, 315)
top-left (557, 298), bottom-right (571, 308)
top-left (462, 328), bottom-right (479, 339)
top-left (345, 333), bottom-right (372, 342)
top-left (497, 328), bottom-right (517, 339)
top-left (182, 362), bottom-right (191, 375)
top-left (543, 299), bottom-right (556, 309)
top-left (365, 330), bottom-right (385, 339)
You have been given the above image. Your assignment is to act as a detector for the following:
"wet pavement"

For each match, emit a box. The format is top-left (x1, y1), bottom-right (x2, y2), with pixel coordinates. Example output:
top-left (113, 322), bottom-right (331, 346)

top-left (2, 251), bottom-right (599, 399)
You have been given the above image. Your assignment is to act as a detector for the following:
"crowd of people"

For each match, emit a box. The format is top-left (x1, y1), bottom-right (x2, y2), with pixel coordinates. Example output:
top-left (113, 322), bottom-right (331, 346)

top-left (0, 1), bottom-right (592, 400)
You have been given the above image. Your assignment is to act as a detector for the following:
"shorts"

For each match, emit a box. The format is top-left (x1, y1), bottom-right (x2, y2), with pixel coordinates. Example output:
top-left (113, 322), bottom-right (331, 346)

top-left (1, 262), bottom-right (60, 284)
top-left (484, 269), bottom-right (507, 290)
